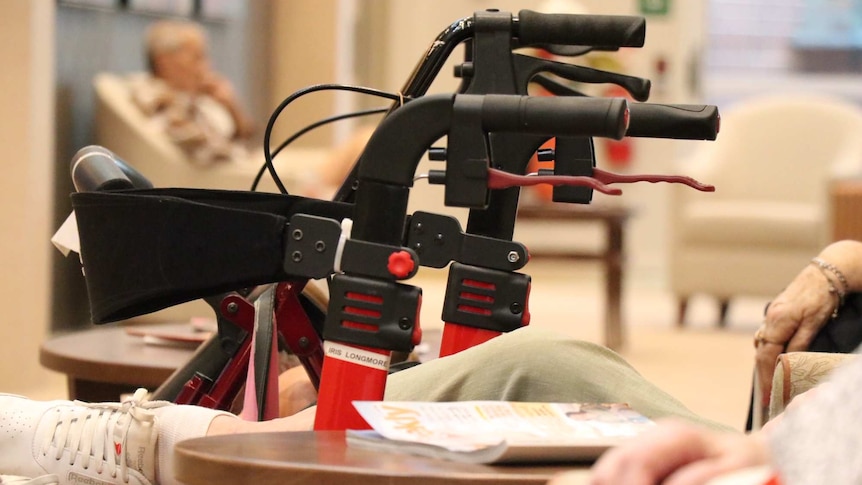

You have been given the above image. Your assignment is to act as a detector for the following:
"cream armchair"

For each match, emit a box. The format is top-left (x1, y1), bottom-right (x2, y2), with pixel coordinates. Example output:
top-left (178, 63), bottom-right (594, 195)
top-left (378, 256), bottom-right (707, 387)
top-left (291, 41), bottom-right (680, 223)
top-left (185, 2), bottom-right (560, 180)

top-left (669, 94), bottom-right (862, 327)
top-left (747, 351), bottom-right (856, 430)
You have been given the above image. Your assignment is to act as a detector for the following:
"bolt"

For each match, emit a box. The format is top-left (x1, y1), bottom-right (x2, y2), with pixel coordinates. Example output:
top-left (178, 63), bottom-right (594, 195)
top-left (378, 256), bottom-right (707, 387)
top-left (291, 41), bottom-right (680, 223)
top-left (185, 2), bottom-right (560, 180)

top-left (434, 233), bottom-right (444, 245)
top-left (398, 317), bottom-right (411, 330)
top-left (291, 229), bottom-right (303, 241)
top-left (507, 251), bottom-right (520, 263)
top-left (226, 302), bottom-right (239, 314)
top-left (413, 242), bottom-right (423, 254)
top-left (291, 251), bottom-right (303, 263)
top-left (314, 241), bottom-right (326, 252)
top-left (510, 302), bottom-right (522, 314)
top-left (351, 179), bottom-right (360, 190)
top-left (414, 222), bottom-right (424, 233)
top-left (298, 336), bottom-right (309, 349)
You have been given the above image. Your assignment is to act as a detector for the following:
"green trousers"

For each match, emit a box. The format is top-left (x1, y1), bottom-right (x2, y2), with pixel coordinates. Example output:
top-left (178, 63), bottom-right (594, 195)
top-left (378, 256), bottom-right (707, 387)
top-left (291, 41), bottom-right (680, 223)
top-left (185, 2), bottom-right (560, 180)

top-left (385, 326), bottom-right (732, 431)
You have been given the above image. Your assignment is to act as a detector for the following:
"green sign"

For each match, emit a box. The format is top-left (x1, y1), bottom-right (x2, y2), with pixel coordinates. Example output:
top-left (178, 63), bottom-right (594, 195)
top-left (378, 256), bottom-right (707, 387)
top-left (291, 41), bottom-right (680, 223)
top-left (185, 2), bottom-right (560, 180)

top-left (640, 0), bottom-right (670, 15)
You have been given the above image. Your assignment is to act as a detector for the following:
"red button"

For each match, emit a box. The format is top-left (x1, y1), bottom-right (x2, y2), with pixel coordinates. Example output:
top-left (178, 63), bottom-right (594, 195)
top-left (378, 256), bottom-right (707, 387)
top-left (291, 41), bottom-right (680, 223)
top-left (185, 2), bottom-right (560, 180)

top-left (387, 250), bottom-right (415, 279)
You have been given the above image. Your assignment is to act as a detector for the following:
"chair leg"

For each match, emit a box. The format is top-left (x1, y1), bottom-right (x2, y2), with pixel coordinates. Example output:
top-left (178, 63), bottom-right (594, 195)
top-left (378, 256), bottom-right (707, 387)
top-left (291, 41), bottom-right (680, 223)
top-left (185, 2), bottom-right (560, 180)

top-left (718, 298), bottom-right (731, 328)
top-left (676, 297), bottom-right (689, 327)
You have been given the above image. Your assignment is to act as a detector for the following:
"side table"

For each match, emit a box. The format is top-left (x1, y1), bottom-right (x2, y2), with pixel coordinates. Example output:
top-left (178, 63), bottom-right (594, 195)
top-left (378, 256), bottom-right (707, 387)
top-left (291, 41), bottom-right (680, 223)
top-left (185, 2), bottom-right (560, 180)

top-left (517, 203), bottom-right (631, 350)
top-left (39, 325), bottom-right (194, 401)
top-left (175, 431), bottom-right (589, 485)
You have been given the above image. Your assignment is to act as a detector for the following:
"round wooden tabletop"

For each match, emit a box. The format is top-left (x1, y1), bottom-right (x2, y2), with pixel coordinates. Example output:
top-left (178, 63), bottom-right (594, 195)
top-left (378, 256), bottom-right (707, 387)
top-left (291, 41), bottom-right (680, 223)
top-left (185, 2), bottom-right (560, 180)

top-left (39, 325), bottom-right (194, 388)
top-left (175, 431), bottom-right (590, 485)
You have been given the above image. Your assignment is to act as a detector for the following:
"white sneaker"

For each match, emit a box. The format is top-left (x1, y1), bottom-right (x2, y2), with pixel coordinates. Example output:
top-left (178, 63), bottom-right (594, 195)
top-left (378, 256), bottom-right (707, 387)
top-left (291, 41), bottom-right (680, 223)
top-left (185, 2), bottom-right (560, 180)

top-left (0, 475), bottom-right (59, 485)
top-left (0, 389), bottom-right (170, 485)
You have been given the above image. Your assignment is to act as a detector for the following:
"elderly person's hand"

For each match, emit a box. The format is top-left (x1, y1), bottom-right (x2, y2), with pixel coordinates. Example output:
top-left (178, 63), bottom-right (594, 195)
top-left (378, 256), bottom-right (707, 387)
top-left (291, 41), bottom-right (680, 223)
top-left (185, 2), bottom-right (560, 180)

top-left (200, 70), bottom-right (255, 139)
top-left (551, 419), bottom-right (770, 485)
top-left (754, 240), bottom-right (862, 409)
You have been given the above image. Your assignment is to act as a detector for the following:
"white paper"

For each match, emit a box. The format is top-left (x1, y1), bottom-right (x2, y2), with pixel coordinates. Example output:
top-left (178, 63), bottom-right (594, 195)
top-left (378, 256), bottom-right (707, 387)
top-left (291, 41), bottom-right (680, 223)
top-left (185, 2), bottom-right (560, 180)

top-left (51, 212), bottom-right (80, 257)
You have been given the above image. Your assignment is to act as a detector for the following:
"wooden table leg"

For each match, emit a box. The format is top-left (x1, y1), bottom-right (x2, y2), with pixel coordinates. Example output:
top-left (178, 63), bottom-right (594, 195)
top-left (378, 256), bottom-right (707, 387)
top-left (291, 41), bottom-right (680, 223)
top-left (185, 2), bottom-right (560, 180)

top-left (604, 218), bottom-right (625, 350)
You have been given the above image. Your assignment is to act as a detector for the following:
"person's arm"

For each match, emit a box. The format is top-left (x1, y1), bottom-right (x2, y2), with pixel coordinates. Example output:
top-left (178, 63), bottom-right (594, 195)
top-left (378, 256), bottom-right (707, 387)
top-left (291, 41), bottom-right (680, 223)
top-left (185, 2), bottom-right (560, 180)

top-left (200, 71), bottom-right (255, 140)
top-left (277, 365), bottom-right (318, 417)
top-left (551, 420), bottom-right (770, 485)
top-left (755, 240), bottom-right (862, 408)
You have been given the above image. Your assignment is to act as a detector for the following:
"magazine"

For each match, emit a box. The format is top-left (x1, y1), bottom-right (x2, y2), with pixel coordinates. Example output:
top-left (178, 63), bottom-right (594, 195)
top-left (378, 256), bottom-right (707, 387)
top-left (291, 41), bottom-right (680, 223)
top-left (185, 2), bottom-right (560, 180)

top-left (346, 401), bottom-right (655, 464)
top-left (123, 319), bottom-right (216, 348)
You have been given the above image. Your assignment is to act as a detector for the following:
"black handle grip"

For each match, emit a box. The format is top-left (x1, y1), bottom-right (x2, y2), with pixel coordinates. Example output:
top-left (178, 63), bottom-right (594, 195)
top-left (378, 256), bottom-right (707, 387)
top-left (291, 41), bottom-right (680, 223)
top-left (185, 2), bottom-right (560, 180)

top-left (70, 145), bottom-right (135, 192)
top-left (113, 157), bottom-right (154, 189)
top-left (71, 145), bottom-right (153, 191)
top-left (627, 104), bottom-right (720, 140)
top-left (481, 95), bottom-right (629, 140)
top-left (516, 10), bottom-right (646, 49)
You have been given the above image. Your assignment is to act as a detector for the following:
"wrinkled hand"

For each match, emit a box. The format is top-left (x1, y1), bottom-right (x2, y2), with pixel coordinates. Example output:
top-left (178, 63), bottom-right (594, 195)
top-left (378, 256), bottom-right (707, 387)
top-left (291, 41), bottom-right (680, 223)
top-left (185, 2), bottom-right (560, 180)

top-left (201, 71), bottom-right (238, 106)
top-left (756, 265), bottom-right (834, 407)
top-left (201, 71), bottom-right (255, 139)
top-left (560, 420), bottom-right (770, 485)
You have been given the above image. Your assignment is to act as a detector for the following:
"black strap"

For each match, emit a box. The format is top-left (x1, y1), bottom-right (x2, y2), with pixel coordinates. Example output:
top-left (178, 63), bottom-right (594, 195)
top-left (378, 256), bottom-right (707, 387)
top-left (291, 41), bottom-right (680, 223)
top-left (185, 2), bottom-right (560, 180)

top-left (71, 188), bottom-right (352, 323)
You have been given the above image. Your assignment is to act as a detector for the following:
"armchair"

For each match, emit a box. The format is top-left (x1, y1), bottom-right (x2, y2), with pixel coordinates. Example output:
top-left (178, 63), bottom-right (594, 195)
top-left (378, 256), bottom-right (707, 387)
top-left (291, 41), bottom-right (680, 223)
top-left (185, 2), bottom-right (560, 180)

top-left (669, 94), bottom-right (862, 327)
top-left (748, 351), bottom-right (856, 430)
top-left (767, 351), bottom-right (855, 420)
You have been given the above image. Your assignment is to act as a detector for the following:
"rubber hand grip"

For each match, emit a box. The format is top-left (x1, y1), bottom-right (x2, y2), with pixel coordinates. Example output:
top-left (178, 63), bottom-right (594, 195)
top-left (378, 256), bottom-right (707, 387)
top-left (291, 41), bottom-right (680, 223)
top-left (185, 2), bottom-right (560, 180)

top-left (627, 104), bottom-right (720, 140)
top-left (481, 95), bottom-right (629, 140)
top-left (70, 145), bottom-right (135, 192)
top-left (517, 10), bottom-right (646, 49)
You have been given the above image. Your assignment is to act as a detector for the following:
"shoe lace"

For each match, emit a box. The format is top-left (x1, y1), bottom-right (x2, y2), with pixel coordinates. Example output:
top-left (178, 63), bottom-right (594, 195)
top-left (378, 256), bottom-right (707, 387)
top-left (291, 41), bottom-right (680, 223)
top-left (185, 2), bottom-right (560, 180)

top-left (39, 389), bottom-right (159, 483)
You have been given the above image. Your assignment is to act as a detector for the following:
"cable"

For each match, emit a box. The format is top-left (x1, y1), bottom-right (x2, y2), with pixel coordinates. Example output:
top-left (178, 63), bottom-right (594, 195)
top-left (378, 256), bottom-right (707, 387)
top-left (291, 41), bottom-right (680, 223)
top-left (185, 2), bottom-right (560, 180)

top-left (251, 107), bottom-right (387, 191)
top-left (262, 84), bottom-right (404, 194)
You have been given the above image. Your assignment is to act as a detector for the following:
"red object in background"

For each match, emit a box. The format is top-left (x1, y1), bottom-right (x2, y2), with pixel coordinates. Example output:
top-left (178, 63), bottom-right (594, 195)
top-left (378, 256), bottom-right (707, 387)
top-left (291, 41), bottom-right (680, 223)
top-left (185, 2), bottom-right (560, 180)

top-left (601, 85), bottom-right (634, 168)
top-left (525, 138), bottom-right (556, 203)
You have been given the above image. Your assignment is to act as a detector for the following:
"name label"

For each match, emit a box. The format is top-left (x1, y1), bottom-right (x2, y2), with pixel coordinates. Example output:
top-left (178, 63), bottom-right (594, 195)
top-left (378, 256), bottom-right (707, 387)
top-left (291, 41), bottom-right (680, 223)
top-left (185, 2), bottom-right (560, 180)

top-left (324, 341), bottom-right (390, 371)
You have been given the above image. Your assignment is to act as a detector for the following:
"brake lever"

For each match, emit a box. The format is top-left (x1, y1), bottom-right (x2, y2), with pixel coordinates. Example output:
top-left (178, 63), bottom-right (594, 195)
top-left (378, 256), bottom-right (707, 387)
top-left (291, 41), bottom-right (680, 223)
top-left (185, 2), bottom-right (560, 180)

top-left (486, 167), bottom-right (714, 194)
top-left (487, 168), bottom-right (621, 195)
top-left (531, 73), bottom-right (587, 97)
top-left (513, 53), bottom-right (650, 101)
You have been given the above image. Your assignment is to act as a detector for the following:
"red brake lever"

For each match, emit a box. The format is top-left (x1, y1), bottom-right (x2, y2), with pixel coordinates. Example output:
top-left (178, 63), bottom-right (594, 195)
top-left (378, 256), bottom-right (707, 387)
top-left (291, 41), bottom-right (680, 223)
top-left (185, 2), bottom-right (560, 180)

top-left (592, 168), bottom-right (715, 192)
top-left (486, 168), bottom-right (622, 195)
top-left (485, 167), bottom-right (714, 194)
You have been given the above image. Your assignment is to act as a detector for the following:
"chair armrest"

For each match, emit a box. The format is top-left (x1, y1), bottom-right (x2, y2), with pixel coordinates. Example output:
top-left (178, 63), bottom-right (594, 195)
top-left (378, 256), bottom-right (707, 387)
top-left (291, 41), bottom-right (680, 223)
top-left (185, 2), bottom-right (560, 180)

top-left (768, 351), bottom-right (856, 421)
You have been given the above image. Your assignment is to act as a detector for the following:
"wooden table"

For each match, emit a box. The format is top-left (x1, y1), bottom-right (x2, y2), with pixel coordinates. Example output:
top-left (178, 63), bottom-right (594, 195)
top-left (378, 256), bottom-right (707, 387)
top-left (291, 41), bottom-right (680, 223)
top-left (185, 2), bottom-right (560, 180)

top-left (517, 204), bottom-right (631, 350)
top-left (174, 431), bottom-right (590, 485)
top-left (39, 325), bottom-right (194, 401)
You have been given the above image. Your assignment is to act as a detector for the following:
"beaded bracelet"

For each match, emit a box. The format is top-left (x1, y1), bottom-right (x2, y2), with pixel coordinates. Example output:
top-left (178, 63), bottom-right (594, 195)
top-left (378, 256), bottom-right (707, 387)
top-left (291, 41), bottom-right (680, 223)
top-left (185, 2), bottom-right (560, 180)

top-left (812, 257), bottom-right (850, 292)
top-left (810, 258), bottom-right (848, 319)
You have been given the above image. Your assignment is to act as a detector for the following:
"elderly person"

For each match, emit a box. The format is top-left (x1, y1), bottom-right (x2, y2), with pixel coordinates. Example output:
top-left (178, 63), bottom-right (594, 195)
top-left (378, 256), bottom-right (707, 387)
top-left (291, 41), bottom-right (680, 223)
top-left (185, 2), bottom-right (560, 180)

top-left (128, 20), bottom-right (254, 165)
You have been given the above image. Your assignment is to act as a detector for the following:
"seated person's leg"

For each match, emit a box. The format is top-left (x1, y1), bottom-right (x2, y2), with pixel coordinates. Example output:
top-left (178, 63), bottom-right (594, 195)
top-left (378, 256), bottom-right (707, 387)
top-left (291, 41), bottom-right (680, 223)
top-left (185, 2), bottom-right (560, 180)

top-left (0, 327), bottom-right (730, 485)
top-left (385, 326), bottom-right (732, 431)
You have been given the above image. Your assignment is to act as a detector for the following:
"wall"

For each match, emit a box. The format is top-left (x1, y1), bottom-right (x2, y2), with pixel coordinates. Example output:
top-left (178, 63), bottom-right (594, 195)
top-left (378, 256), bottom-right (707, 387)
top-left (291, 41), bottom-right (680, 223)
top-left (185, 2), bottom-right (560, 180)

top-left (266, 0), bottom-right (339, 147)
top-left (0, 0), bottom-right (63, 395)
